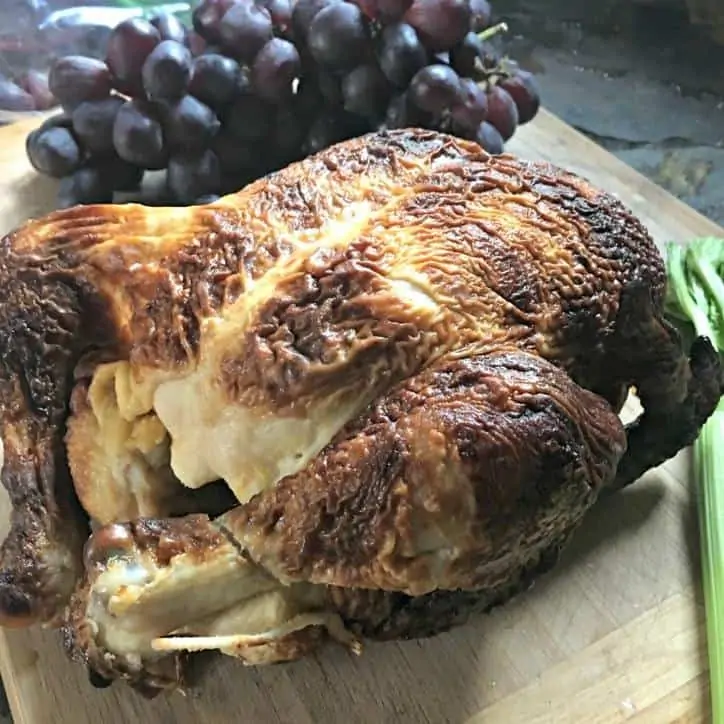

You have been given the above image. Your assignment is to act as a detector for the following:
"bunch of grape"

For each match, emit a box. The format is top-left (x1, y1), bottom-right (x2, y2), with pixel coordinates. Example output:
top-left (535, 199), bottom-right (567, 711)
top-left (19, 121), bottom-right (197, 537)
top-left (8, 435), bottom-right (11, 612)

top-left (25, 0), bottom-right (540, 209)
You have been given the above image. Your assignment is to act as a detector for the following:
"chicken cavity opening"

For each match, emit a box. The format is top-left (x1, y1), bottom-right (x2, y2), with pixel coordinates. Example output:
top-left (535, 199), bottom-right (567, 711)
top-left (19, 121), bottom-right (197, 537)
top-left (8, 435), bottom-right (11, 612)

top-left (64, 355), bottom-right (366, 526)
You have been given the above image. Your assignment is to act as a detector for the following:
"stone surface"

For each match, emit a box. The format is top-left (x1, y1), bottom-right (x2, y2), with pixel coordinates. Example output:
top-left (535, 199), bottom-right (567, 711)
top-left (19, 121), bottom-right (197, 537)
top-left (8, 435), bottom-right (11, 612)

top-left (499, 0), bottom-right (724, 225)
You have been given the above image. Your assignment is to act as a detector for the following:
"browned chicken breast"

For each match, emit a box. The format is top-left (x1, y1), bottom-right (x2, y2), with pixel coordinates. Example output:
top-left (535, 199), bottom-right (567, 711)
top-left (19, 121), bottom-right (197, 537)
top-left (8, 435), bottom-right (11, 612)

top-left (0, 128), bottom-right (720, 696)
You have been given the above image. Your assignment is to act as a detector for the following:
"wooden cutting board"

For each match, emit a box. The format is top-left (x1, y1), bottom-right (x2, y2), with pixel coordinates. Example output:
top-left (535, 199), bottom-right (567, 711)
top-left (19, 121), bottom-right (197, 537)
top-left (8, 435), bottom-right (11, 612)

top-left (0, 111), bottom-right (721, 724)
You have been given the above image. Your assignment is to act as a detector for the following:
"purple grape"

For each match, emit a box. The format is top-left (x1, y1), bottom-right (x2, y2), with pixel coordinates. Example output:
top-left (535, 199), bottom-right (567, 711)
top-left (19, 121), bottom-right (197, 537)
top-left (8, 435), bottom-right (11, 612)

top-left (219, 0), bottom-right (274, 63)
top-left (189, 54), bottom-right (242, 110)
top-left (499, 71), bottom-right (541, 125)
top-left (308, 3), bottom-right (370, 71)
top-left (486, 85), bottom-right (519, 140)
top-left (113, 100), bottom-right (167, 169)
top-left (353, 0), bottom-right (413, 22)
top-left (377, 23), bottom-right (427, 88)
top-left (151, 13), bottom-right (190, 45)
top-left (164, 95), bottom-right (220, 150)
top-left (475, 120), bottom-right (504, 154)
top-left (316, 70), bottom-right (343, 106)
top-left (26, 127), bottom-right (82, 178)
top-left (469, 0), bottom-right (492, 32)
top-left (270, 108), bottom-right (307, 163)
top-left (450, 78), bottom-right (488, 134)
top-left (212, 129), bottom-right (261, 176)
top-left (257, 0), bottom-right (294, 36)
top-left (0, 77), bottom-right (36, 111)
top-left (291, 0), bottom-right (340, 45)
top-left (408, 64), bottom-right (464, 115)
top-left (251, 38), bottom-right (301, 103)
top-left (167, 149), bottom-right (221, 204)
top-left (404, 0), bottom-right (471, 52)
top-left (384, 92), bottom-right (432, 129)
top-left (225, 92), bottom-right (273, 142)
top-left (105, 19), bottom-right (161, 96)
top-left (195, 194), bottom-right (221, 204)
top-left (71, 96), bottom-right (125, 155)
top-left (295, 75), bottom-right (325, 117)
top-left (449, 32), bottom-right (486, 77)
top-left (37, 112), bottom-right (72, 134)
top-left (303, 112), bottom-right (357, 155)
top-left (103, 155), bottom-right (145, 191)
top-left (142, 40), bottom-right (193, 101)
top-left (48, 56), bottom-right (112, 109)
top-left (342, 64), bottom-right (391, 122)
top-left (57, 167), bottom-right (114, 207)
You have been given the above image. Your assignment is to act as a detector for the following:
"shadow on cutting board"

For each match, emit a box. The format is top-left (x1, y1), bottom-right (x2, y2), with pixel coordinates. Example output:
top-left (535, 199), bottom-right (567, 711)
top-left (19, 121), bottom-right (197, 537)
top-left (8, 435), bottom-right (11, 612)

top-left (0, 460), bottom-right (694, 724)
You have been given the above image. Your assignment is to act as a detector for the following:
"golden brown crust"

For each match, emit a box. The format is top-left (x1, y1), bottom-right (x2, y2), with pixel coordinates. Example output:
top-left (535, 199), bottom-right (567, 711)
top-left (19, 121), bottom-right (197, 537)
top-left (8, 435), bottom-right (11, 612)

top-left (228, 350), bottom-right (626, 596)
top-left (0, 128), bottom-right (719, 692)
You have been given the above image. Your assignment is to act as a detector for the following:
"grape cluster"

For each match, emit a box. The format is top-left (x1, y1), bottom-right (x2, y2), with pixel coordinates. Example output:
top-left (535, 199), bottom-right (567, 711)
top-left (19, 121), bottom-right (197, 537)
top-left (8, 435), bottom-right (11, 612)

top-left (25, 0), bottom-right (540, 208)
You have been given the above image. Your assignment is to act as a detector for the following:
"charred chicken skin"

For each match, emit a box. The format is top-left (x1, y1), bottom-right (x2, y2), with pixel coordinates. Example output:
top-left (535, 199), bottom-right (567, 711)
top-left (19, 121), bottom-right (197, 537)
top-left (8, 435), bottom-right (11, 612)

top-left (0, 129), bottom-right (720, 696)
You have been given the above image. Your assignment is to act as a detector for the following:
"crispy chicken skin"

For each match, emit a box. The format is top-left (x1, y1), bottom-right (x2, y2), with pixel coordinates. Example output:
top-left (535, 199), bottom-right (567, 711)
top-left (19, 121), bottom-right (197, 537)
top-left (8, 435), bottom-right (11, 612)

top-left (0, 129), bottom-right (720, 694)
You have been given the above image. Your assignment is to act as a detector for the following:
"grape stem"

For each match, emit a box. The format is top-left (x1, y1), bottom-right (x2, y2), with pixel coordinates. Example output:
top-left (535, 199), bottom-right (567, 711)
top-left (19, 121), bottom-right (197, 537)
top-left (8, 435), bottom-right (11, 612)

top-left (477, 22), bottom-right (509, 42)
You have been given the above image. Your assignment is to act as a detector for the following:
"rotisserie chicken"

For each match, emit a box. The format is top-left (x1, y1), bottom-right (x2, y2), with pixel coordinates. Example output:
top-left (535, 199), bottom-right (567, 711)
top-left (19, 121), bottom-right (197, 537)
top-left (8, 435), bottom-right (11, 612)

top-left (0, 128), bottom-right (720, 697)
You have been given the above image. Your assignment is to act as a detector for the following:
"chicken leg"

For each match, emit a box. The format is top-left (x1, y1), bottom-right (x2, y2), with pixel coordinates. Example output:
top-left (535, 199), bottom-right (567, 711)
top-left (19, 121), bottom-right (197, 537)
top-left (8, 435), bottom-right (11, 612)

top-left (65, 349), bottom-right (626, 695)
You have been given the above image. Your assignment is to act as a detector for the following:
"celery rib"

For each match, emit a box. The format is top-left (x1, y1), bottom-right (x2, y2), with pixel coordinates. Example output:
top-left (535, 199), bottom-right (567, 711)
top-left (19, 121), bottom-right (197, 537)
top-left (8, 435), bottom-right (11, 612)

top-left (665, 238), bottom-right (724, 723)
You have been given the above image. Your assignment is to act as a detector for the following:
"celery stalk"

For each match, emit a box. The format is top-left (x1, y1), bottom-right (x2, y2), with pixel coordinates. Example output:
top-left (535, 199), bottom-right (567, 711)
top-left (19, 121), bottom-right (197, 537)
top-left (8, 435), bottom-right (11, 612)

top-left (665, 238), bottom-right (724, 721)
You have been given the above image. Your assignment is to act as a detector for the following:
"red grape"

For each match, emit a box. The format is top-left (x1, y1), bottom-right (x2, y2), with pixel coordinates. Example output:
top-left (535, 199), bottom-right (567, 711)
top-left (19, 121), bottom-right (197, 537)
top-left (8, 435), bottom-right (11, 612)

top-left (151, 12), bottom-right (190, 45)
top-left (219, 0), bottom-right (274, 63)
top-left (113, 100), bottom-right (167, 169)
top-left (404, 0), bottom-right (471, 52)
top-left (192, 0), bottom-right (237, 43)
top-left (258, 0), bottom-right (294, 36)
top-left (377, 23), bottom-right (427, 88)
top-left (475, 120), bottom-right (504, 154)
top-left (142, 40), bottom-right (193, 102)
top-left (499, 70), bottom-right (541, 125)
top-left (468, 0), bottom-right (492, 32)
top-left (105, 19), bottom-right (161, 96)
top-left (485, 85), bottom-right (518, 140)
top-left (408, 64), bottom-right (464, 115)
top-left (251, 38), bottom-right (301, 103)
top-left (48, 56), bottom-right (111, 109)
top-left (22, 70), bottom-right (56, 111)
top-left (342, 64), bottom-right (391, 122)
top-left (189, 54), bottom-right (242, 110)
top-left (450, 78), bottom-right (488, 134)
top-left (308, 3), bottom-right (370, 71)
top-left (26, 127), bottom-right (81, 178)
top-left (71, 97), bottom-right (125, 155)
top-left (188, 30), bottom-right (208, 56)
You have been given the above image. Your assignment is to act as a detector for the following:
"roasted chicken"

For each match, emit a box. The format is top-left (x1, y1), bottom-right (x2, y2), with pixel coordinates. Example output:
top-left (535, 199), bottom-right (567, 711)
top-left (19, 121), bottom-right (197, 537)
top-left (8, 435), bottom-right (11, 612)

top-left (0, 128), bottom-right (720, 696)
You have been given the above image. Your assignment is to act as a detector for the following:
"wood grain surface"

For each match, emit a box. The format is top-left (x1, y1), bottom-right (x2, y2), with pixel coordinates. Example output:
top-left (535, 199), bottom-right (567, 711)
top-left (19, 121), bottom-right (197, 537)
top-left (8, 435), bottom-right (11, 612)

top-left (0, 110), bottom-right (721, 724)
